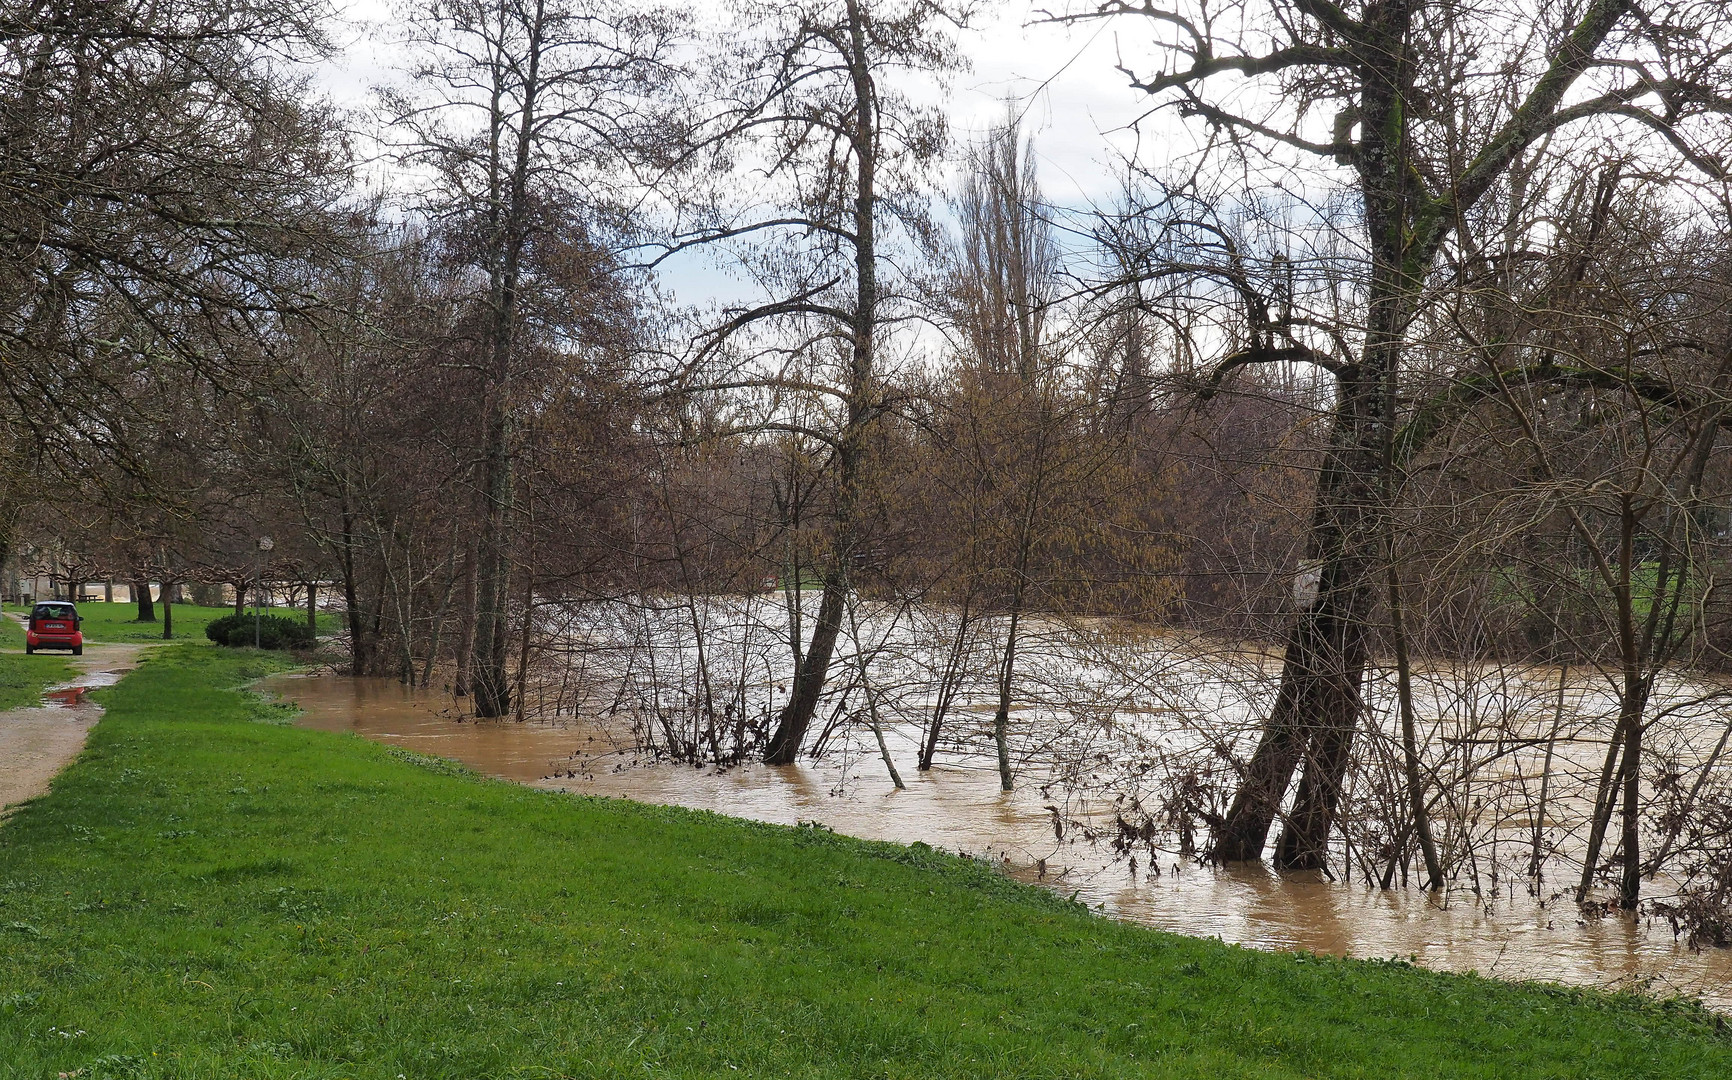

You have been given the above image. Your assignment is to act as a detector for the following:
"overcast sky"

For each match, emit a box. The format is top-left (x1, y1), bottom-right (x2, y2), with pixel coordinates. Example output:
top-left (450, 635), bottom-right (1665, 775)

top-left (323, 3), bottom-right (1189, 194)
top-left (315, 2), bottom-right (1198, 306)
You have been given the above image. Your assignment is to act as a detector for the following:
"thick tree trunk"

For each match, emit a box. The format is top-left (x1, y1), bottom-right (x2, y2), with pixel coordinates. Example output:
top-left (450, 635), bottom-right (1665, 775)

top-left (339, 505), bottom-right (370, 677)
top-left (1210, 496), bottom-right (1381, 866)
top-left (1619, 704), bottom-right (1643, 909)
top-left (1576, 718), bottom-right (1630, 900)
top-left (162, 586), bottom-right (173, 640)
top-left (133, 577), bottom-right (155, 622)
top-left (1615, 504), bottom-right (1644, 909)
top-left (1210, 21), bottom-right (1420, 866)
top-left (305, 581), bottom-right (317, 634)
top-left (1210, 610), bottom-right (1323, 861)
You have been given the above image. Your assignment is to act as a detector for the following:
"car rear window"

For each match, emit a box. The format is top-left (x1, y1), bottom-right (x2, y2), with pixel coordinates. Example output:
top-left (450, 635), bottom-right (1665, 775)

top-left (33, 604), bottom-right (75, 619)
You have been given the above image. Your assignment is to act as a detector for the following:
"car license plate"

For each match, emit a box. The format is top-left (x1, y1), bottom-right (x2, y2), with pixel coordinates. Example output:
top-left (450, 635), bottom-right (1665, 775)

top-left (45, 622), bottom-right (64, 630)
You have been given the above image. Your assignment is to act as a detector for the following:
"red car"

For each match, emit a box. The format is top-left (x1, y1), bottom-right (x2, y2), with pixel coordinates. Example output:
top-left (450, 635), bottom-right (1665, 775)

top-left (26, 601), bottom-right (83, 656)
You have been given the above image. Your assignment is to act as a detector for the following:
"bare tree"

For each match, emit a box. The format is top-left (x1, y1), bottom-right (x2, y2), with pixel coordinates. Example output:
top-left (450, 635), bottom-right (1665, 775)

top-left (952, 111), bottom-right (1057, 381)
top-left (1064, 0), bottom-right (1732, 868)
top-left (380, 0), bottom-right (679, 715)
top-left (0, 0), bottom-right (350, 571)
top-left (658, 0), bottom-right (972, 764)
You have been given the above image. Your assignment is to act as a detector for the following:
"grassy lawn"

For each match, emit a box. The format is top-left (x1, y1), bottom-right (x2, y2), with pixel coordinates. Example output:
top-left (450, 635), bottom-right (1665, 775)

top-left (0, 617), bottom-right (80, 708)
top-left (20, 601), bottom-right (333, 645)
top-left (3, 648), bottom-right (1730, 1079)
top-left (0, 653), bottom-right (78, 709)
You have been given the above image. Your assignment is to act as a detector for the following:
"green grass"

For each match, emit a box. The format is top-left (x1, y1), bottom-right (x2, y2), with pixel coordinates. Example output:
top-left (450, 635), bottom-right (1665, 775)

top-left (31, 601), bottom-right (333, 644)
top-left (0, 653), bottom-right (78, 709)
top-left (0, 616), bottom-right (80, 708)
top-left (2, 648), bottom-right (1730, 1079)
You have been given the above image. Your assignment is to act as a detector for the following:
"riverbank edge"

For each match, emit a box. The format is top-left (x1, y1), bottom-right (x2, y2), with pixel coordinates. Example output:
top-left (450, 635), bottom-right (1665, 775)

top-left (1, 645), bottom-right (1728, 1079)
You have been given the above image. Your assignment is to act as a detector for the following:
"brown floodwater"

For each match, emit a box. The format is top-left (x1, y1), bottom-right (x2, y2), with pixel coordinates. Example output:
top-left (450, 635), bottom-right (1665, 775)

top-left (266, 671), bottom-right (1732, 1010)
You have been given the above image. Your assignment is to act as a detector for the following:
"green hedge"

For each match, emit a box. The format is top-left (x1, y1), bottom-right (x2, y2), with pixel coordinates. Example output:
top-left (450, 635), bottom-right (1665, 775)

top-left (202, 612), bottom-right (315, 650)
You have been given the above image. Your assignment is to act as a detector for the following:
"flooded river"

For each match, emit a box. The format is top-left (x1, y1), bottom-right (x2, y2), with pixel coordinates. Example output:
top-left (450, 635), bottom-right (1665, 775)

top-left (266, 670), bottom-right (1732, 1010)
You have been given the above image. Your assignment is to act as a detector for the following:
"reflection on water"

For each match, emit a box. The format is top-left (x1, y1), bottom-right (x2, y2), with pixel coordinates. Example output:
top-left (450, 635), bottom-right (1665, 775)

top-left (44, 669), bottom-right (125, 709)
top-left (267, 671), bottom-right (1732, 1009)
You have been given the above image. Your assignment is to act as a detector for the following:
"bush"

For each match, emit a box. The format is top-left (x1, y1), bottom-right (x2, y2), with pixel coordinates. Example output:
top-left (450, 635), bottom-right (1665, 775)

top-left (204, 613), bottom-right (315, 650)
top-left (203, 614), bottom-right (242, 644)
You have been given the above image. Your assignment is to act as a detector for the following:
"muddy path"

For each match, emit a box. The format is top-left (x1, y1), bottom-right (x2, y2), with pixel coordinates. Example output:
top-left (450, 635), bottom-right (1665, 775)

top-left (0, 640), bottom-right (153, 819)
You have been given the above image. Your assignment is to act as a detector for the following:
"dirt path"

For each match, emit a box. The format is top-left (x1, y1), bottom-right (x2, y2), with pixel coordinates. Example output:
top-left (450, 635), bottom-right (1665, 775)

top-left (0, 641), bottom-right (153, 820)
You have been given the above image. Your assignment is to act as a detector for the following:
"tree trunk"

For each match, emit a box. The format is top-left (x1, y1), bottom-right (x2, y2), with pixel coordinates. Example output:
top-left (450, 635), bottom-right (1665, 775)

top-left (1576, 717), bottom-right (1630, 901)
top-left (1619, 702), bottom-right (1643, 910)
top-left (919, 602), bottom-right (974, 770)
top-left (305, 580), bottom-right (317, 634)
top-left (162, 585), bottom-right (173, 640)
top-left (1531, 665), bottom-right (1569, 880)
top-left (133, 577), bottom-right (155, 622)
top-left (453, 537), bottom-right (478, 698)
top-left (421, 548), bottom-right (460, 691)
top-left (763, 577), bottom-right (846, 764)
top-left (844, 596), bottom-right (903, 789)
top-left (1388, 565), bottom-right (1442, 889)
top-left (470, 398), bottom-right (514, 717)
top-left (513, 561), bottom-right (534, 722)
top-left (1615, 501), bottom-right (1643, 910)
top-left (1210, 21), bottom-right (1417, 866)
top-left (761, 0), bottom-right (878, 765)
top-left (992, 607), bottom-right (1022, 792)
top-left (1211, 527), bottom-right (1380, 868)
top-left (339, 504), bottom-right (370, 677)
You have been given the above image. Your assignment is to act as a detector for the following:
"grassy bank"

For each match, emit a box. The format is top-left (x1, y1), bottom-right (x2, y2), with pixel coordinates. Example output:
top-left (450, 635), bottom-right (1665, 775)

top-left (2, 648), bottom-right (1728, 1079)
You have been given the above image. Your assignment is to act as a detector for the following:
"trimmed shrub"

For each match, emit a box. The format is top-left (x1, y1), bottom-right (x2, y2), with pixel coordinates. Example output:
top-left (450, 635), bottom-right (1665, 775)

top-left (204, 614), bottom-right (243, 644)
top-left (205, 613), bottom-right (315, 650)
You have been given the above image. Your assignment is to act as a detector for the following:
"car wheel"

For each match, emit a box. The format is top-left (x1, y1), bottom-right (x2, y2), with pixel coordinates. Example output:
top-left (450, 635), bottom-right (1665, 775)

top-left (72, 646), bottom-right (82, 656)
top-left (24, 646), bottom-right (32, 655)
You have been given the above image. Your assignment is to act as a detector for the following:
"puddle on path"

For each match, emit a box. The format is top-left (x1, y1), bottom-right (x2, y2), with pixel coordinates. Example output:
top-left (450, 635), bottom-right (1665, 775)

top-left (42, 670), bottom-right (125, 710)
top-left (265, 671), bottom-right (1732, 1009)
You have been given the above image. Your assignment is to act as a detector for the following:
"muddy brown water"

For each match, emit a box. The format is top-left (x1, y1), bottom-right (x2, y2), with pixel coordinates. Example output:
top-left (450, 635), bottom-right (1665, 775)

top-left (267, 671), bottom-right (1732, 1009)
